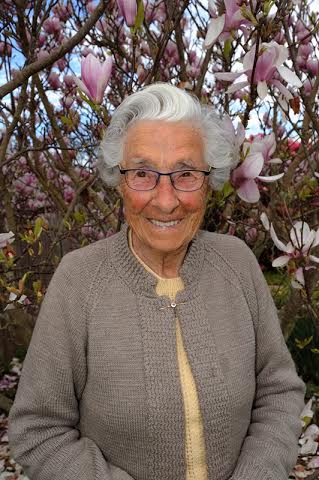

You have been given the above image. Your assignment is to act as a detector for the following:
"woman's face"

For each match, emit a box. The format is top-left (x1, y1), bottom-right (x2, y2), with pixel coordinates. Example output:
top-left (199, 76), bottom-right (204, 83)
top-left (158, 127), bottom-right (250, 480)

top-left (120, 120), bottom-right (209, 256)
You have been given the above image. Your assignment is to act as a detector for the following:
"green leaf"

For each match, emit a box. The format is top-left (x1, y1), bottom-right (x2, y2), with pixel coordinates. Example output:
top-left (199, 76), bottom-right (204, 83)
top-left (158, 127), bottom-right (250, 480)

top-left (34, 217), bottom-right (43, 240)
top-left (295, 336), bottom-right (313, 349)
top-left (223, 39), bottom-right (232, 61)
top-left (132, 0), bottom-right (145, 34)
top-left (77, 88), bottom-right (97, 110)
top-left (222, 181), bottom-right (234, 199)
top-left (60, 115), bottom-right (73, 127)
top-left (0, 250), bottom-right (6, 263)
top-left (263, 0), bottom-right (275, 16)
top-left (311, 348), bottom-right (319, 354)
top-left (240, 5), bottom-right (258, 25)
top-left (63, 219), bottom-right (72, 231)
top-left (73, 210), bottom-right (86, 224)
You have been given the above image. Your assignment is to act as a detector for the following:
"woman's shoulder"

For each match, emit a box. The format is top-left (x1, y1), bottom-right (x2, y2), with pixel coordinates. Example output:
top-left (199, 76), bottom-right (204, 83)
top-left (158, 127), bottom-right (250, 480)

top-left (54, 231), bottom-right (122, 284)
top-left (198, 229), bottom-right (256, 265)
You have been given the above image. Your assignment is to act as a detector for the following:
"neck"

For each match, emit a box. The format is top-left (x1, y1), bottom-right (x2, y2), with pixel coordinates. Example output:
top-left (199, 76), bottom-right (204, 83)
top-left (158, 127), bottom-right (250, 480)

top-left (131, 229), bottom-right (187, 279)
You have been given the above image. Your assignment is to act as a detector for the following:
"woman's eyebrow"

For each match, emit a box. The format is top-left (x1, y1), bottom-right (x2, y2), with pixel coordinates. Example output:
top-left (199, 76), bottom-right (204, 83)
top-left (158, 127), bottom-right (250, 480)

top-left (128, 157), bottom-right (196, 169)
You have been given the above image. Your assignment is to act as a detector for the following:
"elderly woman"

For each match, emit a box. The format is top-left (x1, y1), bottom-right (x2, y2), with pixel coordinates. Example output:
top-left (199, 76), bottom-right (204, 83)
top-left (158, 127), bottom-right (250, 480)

top-left (9, 83), bottom-right (305, 480)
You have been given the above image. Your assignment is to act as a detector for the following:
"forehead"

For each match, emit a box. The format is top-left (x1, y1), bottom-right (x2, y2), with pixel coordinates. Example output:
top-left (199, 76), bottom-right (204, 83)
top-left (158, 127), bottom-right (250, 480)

top-left (122, 120), bottom-right (206, 168)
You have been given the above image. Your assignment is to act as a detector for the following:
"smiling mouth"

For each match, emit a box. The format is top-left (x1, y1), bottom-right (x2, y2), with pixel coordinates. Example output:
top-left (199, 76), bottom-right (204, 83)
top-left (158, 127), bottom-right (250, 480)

top-left (148, 219), bottom-right (182, 228)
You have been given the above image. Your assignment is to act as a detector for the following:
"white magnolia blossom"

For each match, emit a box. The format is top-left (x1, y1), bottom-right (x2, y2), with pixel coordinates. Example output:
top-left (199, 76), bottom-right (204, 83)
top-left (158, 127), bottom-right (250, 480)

top-left (270, 221), bottom-right (319, 267)
top-left (0, 231), bottom-right (15, 249)
top-left (260, 212), bottom-right (270, 231)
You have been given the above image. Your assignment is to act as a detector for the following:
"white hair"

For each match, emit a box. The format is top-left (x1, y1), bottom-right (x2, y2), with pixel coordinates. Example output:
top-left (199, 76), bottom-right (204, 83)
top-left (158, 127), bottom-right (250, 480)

top-left (97, 83), bottom-right (239, 190)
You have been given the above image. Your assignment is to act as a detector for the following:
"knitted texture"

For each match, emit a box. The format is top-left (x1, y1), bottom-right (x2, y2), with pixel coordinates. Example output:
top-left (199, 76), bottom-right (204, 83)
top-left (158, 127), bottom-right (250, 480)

top-left (8, 224), bottom-right (306, 480)
top-left (129, 229), bottom-right (208, 480)
top-left (157, 278), bottom-right (208, 480)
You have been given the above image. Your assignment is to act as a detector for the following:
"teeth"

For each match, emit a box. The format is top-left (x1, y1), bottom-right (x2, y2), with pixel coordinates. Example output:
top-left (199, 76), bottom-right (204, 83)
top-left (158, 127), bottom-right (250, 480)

top-left (150, 219), bottom-right (180, 227)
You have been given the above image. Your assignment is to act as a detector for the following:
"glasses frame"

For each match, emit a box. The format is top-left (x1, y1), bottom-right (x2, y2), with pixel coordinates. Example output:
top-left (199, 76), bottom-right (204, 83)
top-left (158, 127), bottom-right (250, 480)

top-left (119, 167), bottom-right (212, 192)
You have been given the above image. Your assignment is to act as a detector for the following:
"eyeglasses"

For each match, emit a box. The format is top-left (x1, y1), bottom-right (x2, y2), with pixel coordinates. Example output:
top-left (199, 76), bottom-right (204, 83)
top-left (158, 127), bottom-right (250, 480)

top-left (119, 167), bottom-right (212, 192)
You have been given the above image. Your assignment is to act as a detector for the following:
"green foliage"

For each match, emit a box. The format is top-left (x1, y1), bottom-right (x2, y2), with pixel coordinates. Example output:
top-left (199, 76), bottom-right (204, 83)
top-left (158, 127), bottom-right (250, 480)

top-left (132, 0), bottom-right (145, 34)
top-left (264, 270), bottom-right (292, 309)
top-left (287, 314), bottom-right (319, 388)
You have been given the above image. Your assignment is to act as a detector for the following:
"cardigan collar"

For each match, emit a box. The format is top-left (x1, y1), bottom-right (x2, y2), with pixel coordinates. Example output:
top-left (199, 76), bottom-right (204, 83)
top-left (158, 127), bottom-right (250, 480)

top-left (108, 223), bottom-right (205, 298)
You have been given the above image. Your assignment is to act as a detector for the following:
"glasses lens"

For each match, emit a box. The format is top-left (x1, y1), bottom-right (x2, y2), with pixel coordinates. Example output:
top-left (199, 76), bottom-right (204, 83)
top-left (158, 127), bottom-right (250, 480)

top-left (126, 169), bottom-right (158, 190)
top-left (172, 170), bottom-right (205, 191)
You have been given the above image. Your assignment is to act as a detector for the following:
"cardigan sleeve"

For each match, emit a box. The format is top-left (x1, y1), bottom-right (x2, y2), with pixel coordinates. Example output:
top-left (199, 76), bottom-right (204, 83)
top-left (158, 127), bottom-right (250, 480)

top-left (8, 257), bottom-right (134, 480)
top-left (229, 244), bottom-right (306, 480)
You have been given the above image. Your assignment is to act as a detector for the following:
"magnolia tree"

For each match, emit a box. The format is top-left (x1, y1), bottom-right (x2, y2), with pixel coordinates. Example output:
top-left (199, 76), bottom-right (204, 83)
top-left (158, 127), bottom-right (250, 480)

top-left (0, 0), bottom-right (319, 351)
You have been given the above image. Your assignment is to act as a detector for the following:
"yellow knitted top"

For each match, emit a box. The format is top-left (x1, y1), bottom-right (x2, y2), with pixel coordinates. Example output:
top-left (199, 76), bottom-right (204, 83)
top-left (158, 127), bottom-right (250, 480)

top-left (128, 230), bottom-right (208, 480)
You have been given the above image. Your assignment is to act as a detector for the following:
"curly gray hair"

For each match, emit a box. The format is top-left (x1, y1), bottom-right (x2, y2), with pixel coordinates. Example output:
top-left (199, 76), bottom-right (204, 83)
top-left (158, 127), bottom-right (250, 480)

top-left (97, 83), bottom-right (239, 190)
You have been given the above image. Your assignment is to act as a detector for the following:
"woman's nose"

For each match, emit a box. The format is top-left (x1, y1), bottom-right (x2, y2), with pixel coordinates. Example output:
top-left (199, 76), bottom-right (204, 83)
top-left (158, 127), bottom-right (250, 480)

top-left (151, 175), bottom-right (179, 213)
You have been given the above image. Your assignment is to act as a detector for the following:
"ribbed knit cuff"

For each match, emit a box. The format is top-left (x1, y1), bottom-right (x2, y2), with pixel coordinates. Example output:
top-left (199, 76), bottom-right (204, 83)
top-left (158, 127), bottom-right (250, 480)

top-left (229, 459), bottom-right (281, 480)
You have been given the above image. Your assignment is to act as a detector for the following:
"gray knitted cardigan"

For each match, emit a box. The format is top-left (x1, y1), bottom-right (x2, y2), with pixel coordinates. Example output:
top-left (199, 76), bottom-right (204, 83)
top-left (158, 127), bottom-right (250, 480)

top-left (8, 224), bottom-right (305, 480)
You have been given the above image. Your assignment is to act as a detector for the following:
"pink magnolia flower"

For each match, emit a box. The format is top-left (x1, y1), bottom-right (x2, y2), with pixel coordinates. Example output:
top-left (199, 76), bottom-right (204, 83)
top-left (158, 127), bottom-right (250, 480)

top-left (74, 53), bottom-right (113, 104)
top-left (270, 221), bottom-right (319, 267)
top-left (306, 58), bottom-right (319, 77)
top-left (231, 149), bottom-right (284, 203)
top-left (249, 133), bottom-right (282, 164)
top-left (87, 2), bottom-right (96, 14)
top-left (303, 78), bottom-right (313, 96)
top-left (116, 0), bottom-right (137, 27)
top-left (0, 231), bottom-right (15, 249)
top-left (43, 17), bottom-right (61, 35)
top-left (0, 42), bottom-right (12, 57)
top-left (64, 74), bottom-right (75, 88)
top-left (204, 0), bottom-right (251, 48)
top-left (48, 71), bottom-right (61, 89)
top-left (215, 41), bottom-right (302, 100)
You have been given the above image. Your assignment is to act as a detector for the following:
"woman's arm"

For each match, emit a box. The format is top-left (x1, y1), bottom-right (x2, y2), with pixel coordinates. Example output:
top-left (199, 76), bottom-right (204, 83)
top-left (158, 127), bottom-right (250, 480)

top-left (8, 256), bottom-right (135, 480)
top-left (229, 244), bottom-right (306, 480)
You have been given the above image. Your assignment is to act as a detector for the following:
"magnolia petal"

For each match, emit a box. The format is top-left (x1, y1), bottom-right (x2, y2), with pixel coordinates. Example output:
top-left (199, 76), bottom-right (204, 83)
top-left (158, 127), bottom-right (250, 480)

top-left (204, 15), bottom-right (226, 48)
top-left (272, 255), bottom-right (290, 267)
top-left (241, 152), bottom-right (264, 178)
top-left (257, 172), bottom-right (284, 182)
top-left (243, 45), bottom-right (256, 70)
top-left (95, 56), bottom-right (113, 104)
top-left (312, 228), bottom-right (319, 248)
top-left (237, 179), bottom-right (260, 203)
top-left (300, 438), bottom-right (319, 455)
top-left (291, 279), bottom-right (303, 289)
top-left (82, 54), bottom-right (100, 94)
top-left (295, 267), bottom-right (305, 285)
top-left (309, 255), bottom-right (319, 263)
top-left (274, 42), bottom-right (289, 65)
top-left (73, 77), bottom-right (92, 100)
top-left (8, 292), bottom-right (17, 301)
top-left (215, 70), bottom-right (244, 81)
top-left (0, 231), bottom-right (15, 248)
top-left (257, 80), bottom-right (268, 100)
top-left (308, 457), bottom-right (319, 469)
top-left (290, 221), bottom-right (311, 250)
top-left (270, 224), bottom-right (292, 253)
top-left (227, 81), bottom-right (249, 93)
top-left (260, 212), bottom-right (270, 231)
top-left (117, 0), bottom-right (137, 26)
top-left (277, 95), bottom-right (289, 112)
top-left (272, 79), bottom-right (293, 100)
top-left (268, 157), bottom-right (282, 164)
top-left (236, 121), bottom-right (246, 147)
top-left (302, 230), bottom-right (316, 253)
top-left (277, 65), bottom-right (303, 87)
top-left (300, 398), bottom-right (314, 420)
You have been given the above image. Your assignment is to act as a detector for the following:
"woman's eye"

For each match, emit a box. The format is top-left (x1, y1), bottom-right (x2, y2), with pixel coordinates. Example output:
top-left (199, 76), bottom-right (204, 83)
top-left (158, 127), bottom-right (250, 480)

top-left (136, 170), bottom-right (147, 177)
top-left (181, 171), bottom-right (192, 177)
